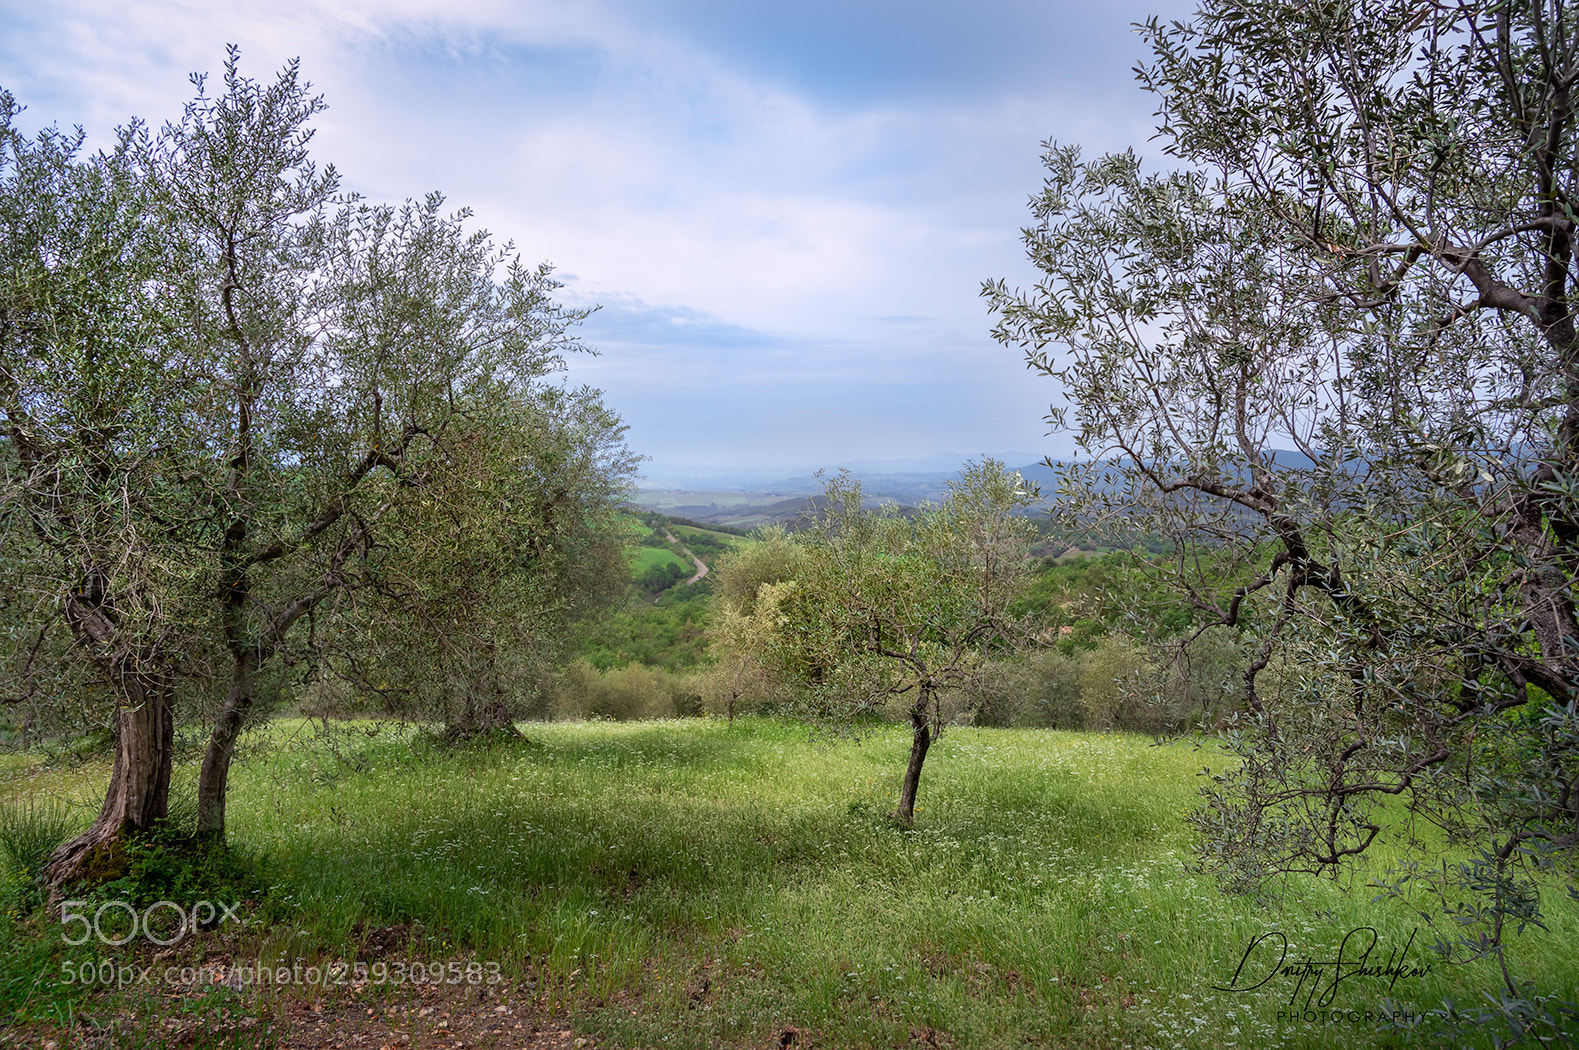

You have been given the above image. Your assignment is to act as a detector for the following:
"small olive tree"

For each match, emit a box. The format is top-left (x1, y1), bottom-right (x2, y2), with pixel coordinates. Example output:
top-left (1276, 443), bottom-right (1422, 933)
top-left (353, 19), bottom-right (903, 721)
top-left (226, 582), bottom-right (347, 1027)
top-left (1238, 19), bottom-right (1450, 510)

top-left (721, 461), bottom-right (1039, 824)
top-left (709, 526), bottom-right (808, 722)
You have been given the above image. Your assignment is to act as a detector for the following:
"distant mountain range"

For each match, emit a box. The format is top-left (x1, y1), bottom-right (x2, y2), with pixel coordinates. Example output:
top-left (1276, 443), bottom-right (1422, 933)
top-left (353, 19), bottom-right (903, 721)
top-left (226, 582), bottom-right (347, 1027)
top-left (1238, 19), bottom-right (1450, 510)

top-left (631, 451), bottom-right (1329, 530)
top-left (632, 455), bottom-right (1061, 529)
top-left (635, 452), bottom-right (1047, 494)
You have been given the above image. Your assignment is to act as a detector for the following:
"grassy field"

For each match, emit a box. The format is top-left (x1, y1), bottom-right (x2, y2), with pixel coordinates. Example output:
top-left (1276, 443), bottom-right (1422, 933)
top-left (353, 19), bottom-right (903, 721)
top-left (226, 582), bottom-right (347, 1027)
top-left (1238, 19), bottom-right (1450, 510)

top-left (670, 524), bottom-right (746, 546)
top-left (635, 547), bottom-right (694, 574)
top-left (2, 719), bottom-right (1576, 1048)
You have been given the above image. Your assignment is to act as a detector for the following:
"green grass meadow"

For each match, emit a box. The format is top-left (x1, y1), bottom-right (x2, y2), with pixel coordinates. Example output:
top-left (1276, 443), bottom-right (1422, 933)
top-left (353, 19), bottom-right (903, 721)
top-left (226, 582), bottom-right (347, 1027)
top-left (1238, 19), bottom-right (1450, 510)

top-left (635, 547), bottom-right (694, 574)
top-left (3, 719), bottom-right (1576, 1048)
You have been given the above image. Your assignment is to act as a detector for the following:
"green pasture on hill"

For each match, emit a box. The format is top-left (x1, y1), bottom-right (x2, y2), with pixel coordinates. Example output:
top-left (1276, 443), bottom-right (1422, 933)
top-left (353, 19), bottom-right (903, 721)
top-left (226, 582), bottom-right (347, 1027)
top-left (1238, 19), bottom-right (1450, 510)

top-left (3, 720), bottom-right (1576, 1048)
top-left (634, 546), bottom-right (693, 574)
top-left (670, 524), bottom-right (743, 544)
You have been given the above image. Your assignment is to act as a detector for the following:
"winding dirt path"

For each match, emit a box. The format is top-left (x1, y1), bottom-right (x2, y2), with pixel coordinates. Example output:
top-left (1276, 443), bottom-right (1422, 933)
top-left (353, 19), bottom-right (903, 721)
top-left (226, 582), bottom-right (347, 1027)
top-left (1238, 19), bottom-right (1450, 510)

top-left (663, 530), bottom-right (709, 585)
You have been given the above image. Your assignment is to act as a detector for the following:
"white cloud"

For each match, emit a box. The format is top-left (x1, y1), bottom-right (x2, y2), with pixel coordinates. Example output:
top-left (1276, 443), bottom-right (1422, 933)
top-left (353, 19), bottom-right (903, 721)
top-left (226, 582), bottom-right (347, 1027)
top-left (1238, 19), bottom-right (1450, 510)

top-left (1, 0), bottom-right (1181, 468)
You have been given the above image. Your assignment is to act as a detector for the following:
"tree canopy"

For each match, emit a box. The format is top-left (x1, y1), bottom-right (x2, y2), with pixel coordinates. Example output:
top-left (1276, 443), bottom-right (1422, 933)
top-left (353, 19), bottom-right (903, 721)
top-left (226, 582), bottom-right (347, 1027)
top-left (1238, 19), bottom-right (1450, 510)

top-left (337, 384), bottom-right (640, 739)
top-left (987, 0), bottom-right (1579, 1018)
top-left (1, 50), bottom-right (636, 887)
top-left (716, 460), bottom-right (1039, 823)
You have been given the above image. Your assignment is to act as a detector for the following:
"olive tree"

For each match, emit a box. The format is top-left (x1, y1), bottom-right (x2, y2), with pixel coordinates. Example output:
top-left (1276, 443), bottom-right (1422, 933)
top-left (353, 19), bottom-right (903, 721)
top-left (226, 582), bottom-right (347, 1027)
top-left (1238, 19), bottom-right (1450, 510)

top-left (985, 0), bottom-right (1579, 1012)
top-left (2, 51), bottom-right (613, 887)
top-left (332, 384), bottom-right (639, 740)
top-left (166, 62), bottom-right (599, 852)
top-left (720, 460), bottom-right (1038, 824)
top-left (1, 94), bottom-right (195, 881)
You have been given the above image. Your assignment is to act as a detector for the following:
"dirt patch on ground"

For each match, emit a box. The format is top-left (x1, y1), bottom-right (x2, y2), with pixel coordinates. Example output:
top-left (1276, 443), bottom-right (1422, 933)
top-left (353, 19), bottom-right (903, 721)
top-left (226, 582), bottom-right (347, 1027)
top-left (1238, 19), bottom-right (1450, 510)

top-left (275, 980), bottom-right (592, 1049)
top-left (2, 963), bottom-right (601, 1049)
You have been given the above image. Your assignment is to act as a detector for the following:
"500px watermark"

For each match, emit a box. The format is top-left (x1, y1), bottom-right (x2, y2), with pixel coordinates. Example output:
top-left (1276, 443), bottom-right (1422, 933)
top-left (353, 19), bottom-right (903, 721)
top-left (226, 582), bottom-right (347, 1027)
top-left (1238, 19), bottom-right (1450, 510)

top-left (227, 959), bottom-right (505, 988)
top-left (58, 900), bottom-right (242, 946)
top-left (57, 959), bottom-right (218, 989)
top-left (54, 957), bottom-right (506, 990)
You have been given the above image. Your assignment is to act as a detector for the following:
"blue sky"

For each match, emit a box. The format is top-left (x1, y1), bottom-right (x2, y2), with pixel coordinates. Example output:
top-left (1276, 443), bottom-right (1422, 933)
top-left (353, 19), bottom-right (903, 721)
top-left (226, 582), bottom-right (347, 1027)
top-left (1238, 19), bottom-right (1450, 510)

top-left (1, 0), bottom-right (1192, 478)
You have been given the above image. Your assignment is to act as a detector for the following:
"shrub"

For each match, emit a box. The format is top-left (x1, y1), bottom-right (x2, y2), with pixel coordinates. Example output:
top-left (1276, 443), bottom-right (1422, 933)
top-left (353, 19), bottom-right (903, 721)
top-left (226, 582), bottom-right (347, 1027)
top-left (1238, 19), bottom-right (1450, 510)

top-left (964, 637), bottom-right (1166, 731)
top-left (552, 660), bottom-right (707, 720)
top-left (1080, 635), bottom-right (1161, 732)
top-left (1156, 625), bottom-right (1245, 730)
top-left (959, 650), bottom-right (1087, 729)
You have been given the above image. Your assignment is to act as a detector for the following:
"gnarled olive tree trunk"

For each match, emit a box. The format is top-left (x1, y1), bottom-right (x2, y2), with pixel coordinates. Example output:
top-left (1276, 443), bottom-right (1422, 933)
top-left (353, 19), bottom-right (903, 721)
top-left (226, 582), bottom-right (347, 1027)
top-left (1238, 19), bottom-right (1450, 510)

top-left (47, 667), bottom-right (174, 890)
top-left (443, 651), bottom-right (525, 744)
top-left (443, 689), bottom-right (524, 744)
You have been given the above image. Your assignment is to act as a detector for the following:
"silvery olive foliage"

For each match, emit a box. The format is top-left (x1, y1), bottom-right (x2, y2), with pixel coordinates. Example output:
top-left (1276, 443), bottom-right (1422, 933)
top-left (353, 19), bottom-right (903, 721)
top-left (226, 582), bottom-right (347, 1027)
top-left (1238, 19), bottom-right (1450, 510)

top-left (718, 460), bottom-right (1039, 825)
top-left (986, 0), bottom-right (1579, 1029)
top-left (2, 49), bottom-right (632, 883)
